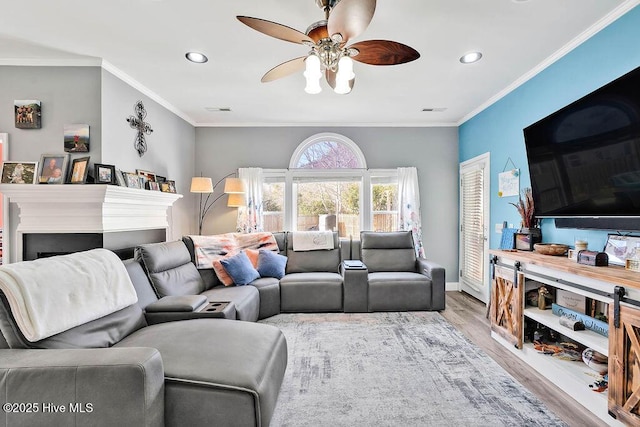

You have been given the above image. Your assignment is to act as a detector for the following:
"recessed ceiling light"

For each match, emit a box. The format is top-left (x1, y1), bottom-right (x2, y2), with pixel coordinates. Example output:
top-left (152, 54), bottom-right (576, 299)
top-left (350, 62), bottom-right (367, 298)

top-left (422, 107), bottom-right (447, 112)
top-left (459, 51), bottom-right (483, 64)
top-left (185, 52), bottom-right (208, 63)
top-left (205, 107), bottom-right (232, 112)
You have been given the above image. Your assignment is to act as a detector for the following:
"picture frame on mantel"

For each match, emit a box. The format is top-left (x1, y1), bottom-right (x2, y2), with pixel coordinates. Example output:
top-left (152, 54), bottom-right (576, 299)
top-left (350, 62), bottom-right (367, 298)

top-left (38, 153), bottom-right (69, 184)
top-left (0, 161), bottom-right (37, 184)
top-left (69, 156), bottom-right (90, 184)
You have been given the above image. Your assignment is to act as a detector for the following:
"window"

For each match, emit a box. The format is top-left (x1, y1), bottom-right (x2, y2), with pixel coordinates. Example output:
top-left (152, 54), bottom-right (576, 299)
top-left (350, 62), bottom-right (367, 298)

top-left (261, 133), bottom-right (399, 236)
top-left (263, 177), bottom-right (285, 232)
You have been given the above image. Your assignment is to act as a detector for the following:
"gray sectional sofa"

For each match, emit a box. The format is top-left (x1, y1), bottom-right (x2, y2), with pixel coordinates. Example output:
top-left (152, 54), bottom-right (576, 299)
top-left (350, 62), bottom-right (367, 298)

top-left (0, 230), bottom-right (445, 426)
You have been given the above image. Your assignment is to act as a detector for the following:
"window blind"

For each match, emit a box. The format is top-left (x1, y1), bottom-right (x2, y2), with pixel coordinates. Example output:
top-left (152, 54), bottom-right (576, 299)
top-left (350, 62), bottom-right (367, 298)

top-left (461, 166), bottom-right (484, 291)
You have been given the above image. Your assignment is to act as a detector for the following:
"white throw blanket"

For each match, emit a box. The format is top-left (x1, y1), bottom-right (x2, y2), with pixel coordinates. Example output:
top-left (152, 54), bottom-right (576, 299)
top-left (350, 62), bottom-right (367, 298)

top-left (291, 231), bottom-right (334, 251)
top-left (0, 249), bottom-right (138, 342)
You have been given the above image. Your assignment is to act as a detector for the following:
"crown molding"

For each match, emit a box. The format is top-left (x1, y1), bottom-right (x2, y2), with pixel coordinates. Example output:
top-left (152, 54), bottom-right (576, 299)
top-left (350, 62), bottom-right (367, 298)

top-left (0, 57), bottom-right (102, 67)
top-left (457, 0), bottom-right (640, 126)
top-left (194, 121), bottom-right (459, 128)
top-left (100, 60), bottom-right (196, 126)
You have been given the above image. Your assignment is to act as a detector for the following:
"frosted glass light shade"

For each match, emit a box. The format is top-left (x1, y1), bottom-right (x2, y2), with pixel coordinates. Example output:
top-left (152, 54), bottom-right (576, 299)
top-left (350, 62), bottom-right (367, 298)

top-left (190, 177), bottom-right (213, 193)
top-left (334, 56), bottom-right (354, 94)
top-left (304, 54), bottom-right (322, 94)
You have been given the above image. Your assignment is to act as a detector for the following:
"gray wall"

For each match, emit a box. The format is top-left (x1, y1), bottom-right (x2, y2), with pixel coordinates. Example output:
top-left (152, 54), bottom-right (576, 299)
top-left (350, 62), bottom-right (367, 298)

top-left (195, 126), bottom-right (460, 280)
top-left (0, 66), bottom-right (102, 162)
top-left (101, 70), bottom-right (196, 239)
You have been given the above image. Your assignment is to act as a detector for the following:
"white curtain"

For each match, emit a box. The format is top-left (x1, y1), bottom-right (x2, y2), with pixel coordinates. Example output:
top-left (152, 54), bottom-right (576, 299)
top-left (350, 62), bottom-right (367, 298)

top-left (397, 167), bottom-right (425, 258)
top-left (236, 167), bottom-right (263, 233)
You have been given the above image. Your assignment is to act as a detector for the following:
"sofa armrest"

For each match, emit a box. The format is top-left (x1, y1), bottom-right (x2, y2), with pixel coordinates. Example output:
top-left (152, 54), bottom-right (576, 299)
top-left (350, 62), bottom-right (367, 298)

top-left (0, 347), bottom-right (164, 427)
top-left (417, 258), bottom-right (446, 310)
top-left (341, 262), bottom-right (368, 313)
top-left (146, 295), bottom-right (208, 312)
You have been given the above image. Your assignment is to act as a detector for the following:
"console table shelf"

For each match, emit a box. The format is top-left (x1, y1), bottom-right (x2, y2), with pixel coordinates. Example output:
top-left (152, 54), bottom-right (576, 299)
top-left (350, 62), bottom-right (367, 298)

top-left (489, 249), bottom-right (640, 426)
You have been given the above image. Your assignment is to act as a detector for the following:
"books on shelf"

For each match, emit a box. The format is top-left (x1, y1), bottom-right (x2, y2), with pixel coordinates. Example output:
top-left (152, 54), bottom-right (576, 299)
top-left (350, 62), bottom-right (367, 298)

top-left (552, 303), bottom-right (608, 337)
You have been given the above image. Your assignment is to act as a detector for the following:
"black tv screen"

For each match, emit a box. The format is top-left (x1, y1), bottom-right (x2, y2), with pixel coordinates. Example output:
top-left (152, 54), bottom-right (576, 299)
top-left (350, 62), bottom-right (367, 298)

top-left (523, 66), bottom-right (640, 218)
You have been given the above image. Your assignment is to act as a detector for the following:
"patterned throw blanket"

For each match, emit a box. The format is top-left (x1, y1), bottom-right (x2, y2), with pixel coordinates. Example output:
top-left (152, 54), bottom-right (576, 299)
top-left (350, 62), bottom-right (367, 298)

top-left (190, 232), bottom-right (279, 269)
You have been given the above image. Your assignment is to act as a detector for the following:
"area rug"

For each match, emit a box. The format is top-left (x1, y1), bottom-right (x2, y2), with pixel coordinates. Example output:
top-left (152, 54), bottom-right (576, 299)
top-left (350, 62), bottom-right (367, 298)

top-left (261, 312), bottom-right (567, 426)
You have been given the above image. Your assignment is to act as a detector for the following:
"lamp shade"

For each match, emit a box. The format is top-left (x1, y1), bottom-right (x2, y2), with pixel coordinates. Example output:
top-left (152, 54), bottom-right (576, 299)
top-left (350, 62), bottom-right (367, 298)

top-left (190, 177), bottom-right (213, 193)
top-left (227, 193), bottom-right (246, 207)
top-left (224, 177), bottom-right (245, 194)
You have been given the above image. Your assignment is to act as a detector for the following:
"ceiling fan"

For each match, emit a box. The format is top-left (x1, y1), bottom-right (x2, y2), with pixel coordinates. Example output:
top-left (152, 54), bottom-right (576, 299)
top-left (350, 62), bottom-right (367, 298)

top-left (237, 0), bottom-right (420, 94)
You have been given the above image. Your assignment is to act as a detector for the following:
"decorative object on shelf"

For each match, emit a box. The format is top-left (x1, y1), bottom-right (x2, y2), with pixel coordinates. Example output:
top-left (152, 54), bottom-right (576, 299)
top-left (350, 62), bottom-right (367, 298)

top-left (556, 289), bottom-right (586, 314)
top-left (114, 168), bottom-right (127, 187)
top-left (69, 156), bottom-right (90, 184)
top-left (237, 0), bottom-right (419, 95)
top-left (94, 164), bottom-right (116, 185)
top-left (559, 315), bottom-right (585, 331)
top-left (499, 227), bottom-right (518, 250)
top-left (574, 239), bottom-right (588, 252)
top-left (582, 348), bottom-right (608, 375)
top-left (0, 161), bottom-right (37, 184)
top-left (14, 100), bottom-right (41, 129)
top-left (552, 303), bottom-right (608, 337)
top-left (64, 124), bottom-right (89, 152)
top-left (498, 157), bottom-right (519, 197)
top-left (514, 232), bottom-right (537, 251)
top-left (148, 181), bottom-right (160, 191)
top-left (603, 233), bottom-right (640, 267)
top-left (136, 169), bottom-right (156, 189)
top-left (123, 171), bottom-right (142, 189)
top-left (533, 243), bottom-right (569, 256)
top-left (160, 180), bottom-right (176, 193)
top-left (126, 100), bottom-right (153, 157)
top-left (509, 187), bottom-right (541, 250)
top-left (190, 173), bottom-right (245, 234)
top-left (537, 286), bottom-right (552, 310)
top-left (577, 250), bottom-right (608, 267)
top-left (37, 154), bottom-right (69, 184)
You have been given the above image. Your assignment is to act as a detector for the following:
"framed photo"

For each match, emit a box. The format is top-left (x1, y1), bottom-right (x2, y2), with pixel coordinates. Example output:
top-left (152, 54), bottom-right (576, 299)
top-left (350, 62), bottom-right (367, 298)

top-left (38, 154), bottom-right (69, 184)
top-left (124, 172), bottom-right (142, 189)
top-left (69, 156), bottom-right (90, 184)
top-left (14, 100), bottom-right (42, 129)
top-left (64, 124), bottom-right (90, 152)
top-left (1, 162), bottom-right (37, 184)
top-left (94, 164), bottom-right (116, 184)
top-left (604, 234), bottom-right (640, 266)
top-left (136, 169), bottom-right (156, 188)
top-left (160, 180), bottom-right (176, 193)
top-left (148, 181), bottom-right (160, 191)
top-left (155, 175), bottom-right (166, 183)
top-left (514, 233), bottom-right (535, 251)
top-left (114, 168), bottom-right (127, 187)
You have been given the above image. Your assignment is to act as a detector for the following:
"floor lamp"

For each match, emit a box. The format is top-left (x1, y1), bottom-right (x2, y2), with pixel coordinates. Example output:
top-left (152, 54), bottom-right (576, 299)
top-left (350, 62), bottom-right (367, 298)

top-left (190, 173), bottom-right (245, 234)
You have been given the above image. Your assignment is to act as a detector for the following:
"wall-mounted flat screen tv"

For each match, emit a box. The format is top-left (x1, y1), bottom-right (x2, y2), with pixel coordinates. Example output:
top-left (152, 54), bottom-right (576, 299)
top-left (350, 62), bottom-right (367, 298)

top-left (523, 65), bottom-right (640, 218)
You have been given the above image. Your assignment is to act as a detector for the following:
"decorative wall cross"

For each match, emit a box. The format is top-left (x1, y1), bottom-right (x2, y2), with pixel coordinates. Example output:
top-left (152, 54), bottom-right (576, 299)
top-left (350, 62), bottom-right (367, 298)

top-left (126, 100), bottom-right (153, 157)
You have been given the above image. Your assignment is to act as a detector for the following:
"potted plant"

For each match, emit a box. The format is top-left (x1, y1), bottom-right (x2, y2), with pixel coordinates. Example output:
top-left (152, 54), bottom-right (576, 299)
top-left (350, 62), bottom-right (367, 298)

top-left (510, 187), bottom-right (541, 241)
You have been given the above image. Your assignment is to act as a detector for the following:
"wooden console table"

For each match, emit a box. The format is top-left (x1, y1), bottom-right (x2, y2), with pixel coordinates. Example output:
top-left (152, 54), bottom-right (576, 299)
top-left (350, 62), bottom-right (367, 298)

top-left (489, 249), bottom-right (640, 426)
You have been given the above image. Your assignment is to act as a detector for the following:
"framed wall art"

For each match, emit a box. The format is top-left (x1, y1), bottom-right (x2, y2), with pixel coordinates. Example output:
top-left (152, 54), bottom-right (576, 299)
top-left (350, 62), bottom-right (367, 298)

top-left (69, 156), bottom-right (90, 184)
top-left (1, 161), bottom-right (37, 184)
top-left (38, 154), bottom-right (69, 184)
top-left (14, 100), bottom-right (41, 129)
top-left (604, 234), bottom-right (640, 266)
top-left (64, 124), bottom-right (90, 152)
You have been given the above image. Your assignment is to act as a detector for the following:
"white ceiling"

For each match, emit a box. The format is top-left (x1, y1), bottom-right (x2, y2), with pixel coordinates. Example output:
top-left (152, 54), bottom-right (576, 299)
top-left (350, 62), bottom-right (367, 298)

top-left (0, 0), bottom-right (637, 127)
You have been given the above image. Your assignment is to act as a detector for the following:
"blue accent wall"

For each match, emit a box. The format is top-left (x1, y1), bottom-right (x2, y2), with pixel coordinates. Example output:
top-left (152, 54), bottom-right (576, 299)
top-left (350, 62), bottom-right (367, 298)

top-left (459, 5), bottom-right (640, 251)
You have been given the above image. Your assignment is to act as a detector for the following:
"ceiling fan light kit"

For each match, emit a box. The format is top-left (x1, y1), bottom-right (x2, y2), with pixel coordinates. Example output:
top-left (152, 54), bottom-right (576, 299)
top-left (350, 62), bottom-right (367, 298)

top-left (237, 0), bottom-right (419, 95)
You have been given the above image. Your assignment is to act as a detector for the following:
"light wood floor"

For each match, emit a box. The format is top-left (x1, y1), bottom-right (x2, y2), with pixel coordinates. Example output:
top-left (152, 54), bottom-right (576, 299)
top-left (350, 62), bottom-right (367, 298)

top-left (442, 291), bottom-right (608, 427)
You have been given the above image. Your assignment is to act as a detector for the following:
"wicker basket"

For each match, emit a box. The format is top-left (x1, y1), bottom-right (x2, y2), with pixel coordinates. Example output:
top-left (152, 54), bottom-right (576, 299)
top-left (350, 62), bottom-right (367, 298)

top-left (533, 243), bottom-right (569, 256)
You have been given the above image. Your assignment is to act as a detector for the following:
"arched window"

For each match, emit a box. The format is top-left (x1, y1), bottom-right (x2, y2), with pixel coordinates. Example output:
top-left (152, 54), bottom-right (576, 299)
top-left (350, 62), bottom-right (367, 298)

top-left (289, 133), bottom-right (366, 169)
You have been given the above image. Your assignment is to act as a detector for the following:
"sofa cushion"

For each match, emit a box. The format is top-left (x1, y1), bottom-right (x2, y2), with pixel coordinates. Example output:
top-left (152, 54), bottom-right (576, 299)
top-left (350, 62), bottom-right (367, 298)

top-left (360, 231), bottom-right (417, 273)
top-left (136, 241), bottom-right (205, 297)
top-left (279, 272), bottom-right (343, 312)
top-left (257, 250), bottom-right (287, 279)
top-left (220, 251), bottom-right (260, 285)
top-left (114, 319), bottom-right (287, 427)
top-left (286, 232), bottom-right (341, 274)
top-left (250, 277), bottom-right (280, 320)
top-left (367, 272), bottom-right (431, 311)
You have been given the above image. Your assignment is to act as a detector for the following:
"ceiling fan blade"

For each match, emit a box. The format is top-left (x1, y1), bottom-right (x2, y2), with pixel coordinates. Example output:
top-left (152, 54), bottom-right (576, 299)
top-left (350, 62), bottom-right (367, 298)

top-left (326, 69), bottom-right (355, 93)
top-left (237, 16), bottom-right (314, 45)
top-left (327, 0), bottom-right (376, 44)
top-left (348, 40), bottom-right (420, 65)
top-left (262, 56), bottom-right (307, 83)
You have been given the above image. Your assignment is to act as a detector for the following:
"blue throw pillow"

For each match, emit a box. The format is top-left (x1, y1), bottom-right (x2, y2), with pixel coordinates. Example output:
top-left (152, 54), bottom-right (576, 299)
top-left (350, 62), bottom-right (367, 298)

top-left (257, 250), bottom-right (288, 279)
top-left (220, 251), bottom-right (260, 285)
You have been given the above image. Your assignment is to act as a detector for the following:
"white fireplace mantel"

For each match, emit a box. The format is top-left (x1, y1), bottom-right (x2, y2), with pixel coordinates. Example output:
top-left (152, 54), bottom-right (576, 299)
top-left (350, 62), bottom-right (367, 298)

top-left (0, 184), bottom-right (183, 263)
top-left (0, 184), bottom-right (183, 234)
